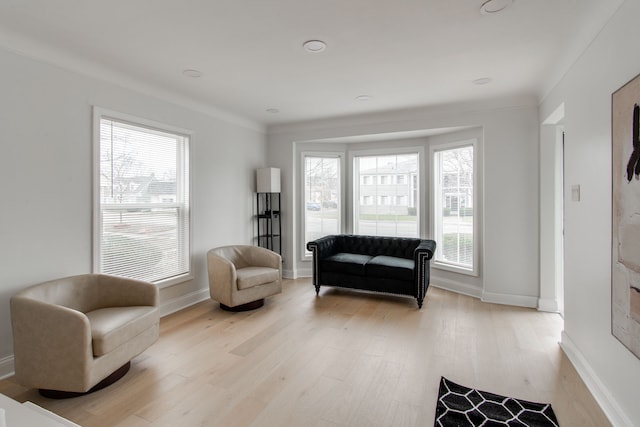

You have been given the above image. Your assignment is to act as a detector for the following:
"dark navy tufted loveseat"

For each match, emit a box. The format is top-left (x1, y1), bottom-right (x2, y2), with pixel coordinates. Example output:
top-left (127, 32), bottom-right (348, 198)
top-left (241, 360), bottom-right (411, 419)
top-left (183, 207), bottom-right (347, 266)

top-left (306, 234), bottom-right (436, 308)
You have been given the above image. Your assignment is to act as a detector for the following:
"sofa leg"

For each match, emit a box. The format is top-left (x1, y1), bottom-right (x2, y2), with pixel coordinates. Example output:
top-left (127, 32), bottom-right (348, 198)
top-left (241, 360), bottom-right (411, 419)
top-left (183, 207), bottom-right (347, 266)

top-left (417, 297), bottom-right (424, 309)
top-left (315, 285), bottom-right (320, 295)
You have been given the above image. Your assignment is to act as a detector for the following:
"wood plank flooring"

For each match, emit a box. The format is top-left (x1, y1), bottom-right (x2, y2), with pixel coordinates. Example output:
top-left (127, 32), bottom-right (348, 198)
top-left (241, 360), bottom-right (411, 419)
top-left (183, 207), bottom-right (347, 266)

top-left (0, 279), bottom-right (611, 426)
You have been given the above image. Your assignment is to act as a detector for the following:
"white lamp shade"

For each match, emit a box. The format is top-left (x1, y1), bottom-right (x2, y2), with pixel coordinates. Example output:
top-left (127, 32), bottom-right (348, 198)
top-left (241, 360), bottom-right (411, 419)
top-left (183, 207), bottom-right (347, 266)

top-left (256, 168), bottom-right (281, 193)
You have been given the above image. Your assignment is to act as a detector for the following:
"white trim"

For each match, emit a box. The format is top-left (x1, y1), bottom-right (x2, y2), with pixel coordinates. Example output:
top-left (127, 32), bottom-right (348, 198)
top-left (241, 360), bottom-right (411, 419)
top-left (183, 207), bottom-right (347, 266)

top-left (92, 107), bottom-right (193, 287)
top-left (299, 151), bottom-right (345, 262)
top-left (0, 32), bottom-right (263, 133)
top-left (158, 288), bottom-right (210, 318)
top-left (349, 146), bottom-right (425, 237)
top-left (561, 331), bottom-right (634, 427)
top-left (537, 297), bottom-right (559, 313)
top-left (481, 291), bottom-right (538, 308)
top-left (431, 278), bottom-right (482, 299)
top-left (430, 139), bottom-right (479, 276)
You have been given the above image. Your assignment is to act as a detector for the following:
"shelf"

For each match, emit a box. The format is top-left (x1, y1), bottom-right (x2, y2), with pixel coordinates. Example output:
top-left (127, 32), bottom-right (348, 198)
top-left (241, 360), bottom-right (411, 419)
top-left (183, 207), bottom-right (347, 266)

top-left (256, 192), bottom-right (281, 254)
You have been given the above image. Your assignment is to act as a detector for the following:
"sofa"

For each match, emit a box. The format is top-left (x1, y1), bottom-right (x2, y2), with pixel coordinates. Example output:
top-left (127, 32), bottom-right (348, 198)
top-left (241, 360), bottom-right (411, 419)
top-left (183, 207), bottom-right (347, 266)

top-left (11, 274), bottom-right (159, 397)
top-left (306, 234), bottom-right (436, 308)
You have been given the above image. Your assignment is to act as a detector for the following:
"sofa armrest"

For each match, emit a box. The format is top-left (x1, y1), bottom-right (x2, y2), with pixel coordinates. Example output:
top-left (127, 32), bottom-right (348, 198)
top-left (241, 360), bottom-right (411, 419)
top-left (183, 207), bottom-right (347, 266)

top-left (415, 239), bottom-right (436, 260)
top-left (414, 239), bottom-right (436, 306)
top-left (11, 296), bottom-right (93, 389)
top-left (306, 235), bottom-right (338, 260)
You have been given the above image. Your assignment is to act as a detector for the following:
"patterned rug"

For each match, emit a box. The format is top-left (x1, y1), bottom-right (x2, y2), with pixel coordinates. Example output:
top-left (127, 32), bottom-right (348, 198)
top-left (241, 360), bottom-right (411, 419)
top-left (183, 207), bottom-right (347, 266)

top-left (434, 377), bottom-right (560, 426)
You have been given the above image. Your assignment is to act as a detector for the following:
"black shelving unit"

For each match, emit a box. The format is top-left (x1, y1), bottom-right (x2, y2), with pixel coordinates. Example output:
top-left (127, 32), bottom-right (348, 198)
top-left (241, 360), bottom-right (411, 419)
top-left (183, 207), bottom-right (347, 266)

top-left (256, 192), bottom-right (281, 254)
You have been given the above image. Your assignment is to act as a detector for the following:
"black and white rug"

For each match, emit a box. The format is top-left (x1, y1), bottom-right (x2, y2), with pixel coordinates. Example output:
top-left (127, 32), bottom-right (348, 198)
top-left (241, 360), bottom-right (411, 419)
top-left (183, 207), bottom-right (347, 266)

top-left (434, 377), bottom-right (560, 427)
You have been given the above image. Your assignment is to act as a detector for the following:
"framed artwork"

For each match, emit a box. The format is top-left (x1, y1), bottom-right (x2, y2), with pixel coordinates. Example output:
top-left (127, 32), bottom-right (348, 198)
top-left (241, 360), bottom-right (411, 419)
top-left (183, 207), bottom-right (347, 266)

top-left (612, 72), bottom-right (640, 359)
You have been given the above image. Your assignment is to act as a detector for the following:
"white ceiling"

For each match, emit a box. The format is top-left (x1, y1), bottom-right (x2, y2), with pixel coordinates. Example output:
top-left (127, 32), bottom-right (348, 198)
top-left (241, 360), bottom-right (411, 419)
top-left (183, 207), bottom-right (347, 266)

top-left (0, 0), bottom-right (623, 127)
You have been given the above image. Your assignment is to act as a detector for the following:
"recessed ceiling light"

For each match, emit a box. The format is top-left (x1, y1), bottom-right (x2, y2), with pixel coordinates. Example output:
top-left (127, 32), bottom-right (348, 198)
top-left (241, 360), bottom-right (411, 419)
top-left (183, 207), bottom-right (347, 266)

top-left (182, 69), bottom-right (203, 78)
top-left (480, 0), bottom-right (513, 15)
top-left (355, 95), bottom-right (372, 101)
top-left (266, 108), bottom-right (280, 114)
top-left (473, 77), bottom-right (493, 85)
top-left (303, 40), bottom-right (327, 53)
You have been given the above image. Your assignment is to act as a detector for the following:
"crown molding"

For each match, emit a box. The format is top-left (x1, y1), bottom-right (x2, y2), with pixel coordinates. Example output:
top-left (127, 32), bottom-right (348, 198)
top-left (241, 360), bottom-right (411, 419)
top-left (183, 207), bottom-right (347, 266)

top-left (0, 28), bottom-right (265, 134)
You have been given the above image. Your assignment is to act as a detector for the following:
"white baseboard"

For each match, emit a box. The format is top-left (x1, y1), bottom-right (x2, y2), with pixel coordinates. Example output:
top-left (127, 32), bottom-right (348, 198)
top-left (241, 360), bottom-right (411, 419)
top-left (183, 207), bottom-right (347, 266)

top-left (0, 355), bottom-right (14, 380)
top-left (431, 278), bottom-right (482, 299)
top-left (159, 288), bottom-right (210, 317)
top-left (561, 331), bottom-right (634, 427)
top-left (481, 290), bottom-right (538, 308)
top-left (537, 297), bottom-right (559, 313)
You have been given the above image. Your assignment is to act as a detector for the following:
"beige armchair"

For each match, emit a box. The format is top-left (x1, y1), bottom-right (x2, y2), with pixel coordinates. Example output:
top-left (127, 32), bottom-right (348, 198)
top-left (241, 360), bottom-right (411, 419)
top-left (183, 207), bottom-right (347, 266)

top-left (10, 274), bottom-right (159, 398)
top-left (207, 245), bottom-right (282, 311)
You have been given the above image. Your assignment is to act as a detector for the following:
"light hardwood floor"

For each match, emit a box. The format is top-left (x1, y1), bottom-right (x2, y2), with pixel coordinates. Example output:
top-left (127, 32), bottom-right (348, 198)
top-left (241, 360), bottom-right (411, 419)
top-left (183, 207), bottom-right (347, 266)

top-left (0, 279), bottom-right (610, 426)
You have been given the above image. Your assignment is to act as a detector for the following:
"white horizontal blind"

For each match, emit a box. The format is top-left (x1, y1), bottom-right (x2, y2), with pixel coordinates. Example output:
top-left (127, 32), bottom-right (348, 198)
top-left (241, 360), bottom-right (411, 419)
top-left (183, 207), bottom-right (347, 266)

top-left (97, 117), bottom-right (190, 283)
top-left (434, 145), bottom-right (473, 269)
top-left (304, 155), bottom-right (341, 256)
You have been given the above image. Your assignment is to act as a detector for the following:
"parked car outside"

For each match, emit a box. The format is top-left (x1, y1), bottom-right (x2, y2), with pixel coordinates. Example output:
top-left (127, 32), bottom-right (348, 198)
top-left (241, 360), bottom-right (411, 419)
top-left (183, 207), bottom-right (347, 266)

top-left (306, 202), bottom-right (321, 211)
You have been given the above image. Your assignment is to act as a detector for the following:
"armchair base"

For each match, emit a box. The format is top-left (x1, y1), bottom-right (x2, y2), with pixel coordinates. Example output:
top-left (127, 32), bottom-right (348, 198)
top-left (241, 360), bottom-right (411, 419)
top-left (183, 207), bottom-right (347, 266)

top-left (39, 362), bottom-right (131, 399)
top-left (220, 299), bottom-right (264, 312)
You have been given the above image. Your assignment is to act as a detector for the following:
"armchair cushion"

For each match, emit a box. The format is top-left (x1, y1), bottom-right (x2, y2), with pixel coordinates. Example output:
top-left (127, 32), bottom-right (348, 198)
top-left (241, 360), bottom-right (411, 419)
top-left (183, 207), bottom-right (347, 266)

top-left (237, 267), bottom-right (281, 290)
top-left (86, 306), bottom-right (159, 357)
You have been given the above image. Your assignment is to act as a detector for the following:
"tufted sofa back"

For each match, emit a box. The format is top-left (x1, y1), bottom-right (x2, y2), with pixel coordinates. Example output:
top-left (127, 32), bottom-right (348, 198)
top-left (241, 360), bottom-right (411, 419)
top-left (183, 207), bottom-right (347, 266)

top-left (334, 235), bottom-right (420, 259)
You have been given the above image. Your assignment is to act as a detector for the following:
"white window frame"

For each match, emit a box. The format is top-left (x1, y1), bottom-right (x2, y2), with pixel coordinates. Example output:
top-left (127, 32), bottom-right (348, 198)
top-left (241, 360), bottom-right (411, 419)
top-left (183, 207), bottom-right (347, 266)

top-left (300, 151), bottom-right (345, 260)
top-left (350, 146), bottom-right (425, 238)
top-left (92, 107), bottom-right (193, 288)
top-left (430, 139), bottom-right (479, 276)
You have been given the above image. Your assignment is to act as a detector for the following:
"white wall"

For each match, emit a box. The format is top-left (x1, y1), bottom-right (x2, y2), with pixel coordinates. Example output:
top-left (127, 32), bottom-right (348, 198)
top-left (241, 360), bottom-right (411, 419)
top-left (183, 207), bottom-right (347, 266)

top-left (539, 0), bottom-right (640, 425)
top-left (267, 97), bottom-right (540, 307)
top-left (0, 48), bottom-right (267, 374)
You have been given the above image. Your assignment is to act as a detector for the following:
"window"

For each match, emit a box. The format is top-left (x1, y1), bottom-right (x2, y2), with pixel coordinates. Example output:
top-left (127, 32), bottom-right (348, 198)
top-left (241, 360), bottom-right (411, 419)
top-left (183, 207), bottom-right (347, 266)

top-left (304, 155), bottom-right (341, 255)
top-left (94, 111), bottom-right (191, 286)
top-left (433, 143), bottom-right (475, 273)
top-left (354, 153), bottom-right (419, 237)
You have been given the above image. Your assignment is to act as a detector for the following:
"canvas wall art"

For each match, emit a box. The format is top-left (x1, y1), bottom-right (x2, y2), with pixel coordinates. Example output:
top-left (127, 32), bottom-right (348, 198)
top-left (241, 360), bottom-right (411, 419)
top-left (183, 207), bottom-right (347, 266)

top-left (612, 72), bottom-right (640, 359)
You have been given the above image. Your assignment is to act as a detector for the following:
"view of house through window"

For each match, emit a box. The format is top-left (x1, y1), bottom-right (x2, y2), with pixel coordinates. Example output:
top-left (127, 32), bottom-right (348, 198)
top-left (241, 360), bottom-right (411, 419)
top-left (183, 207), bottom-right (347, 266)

top-left (433, 144), bottom-right (474, 270)
top-left (354, 153), bottom-right (419, 237)
top-left (304, 156), bottom-right (341, 254)
top-left (96, 116), bottom-right (190, 284)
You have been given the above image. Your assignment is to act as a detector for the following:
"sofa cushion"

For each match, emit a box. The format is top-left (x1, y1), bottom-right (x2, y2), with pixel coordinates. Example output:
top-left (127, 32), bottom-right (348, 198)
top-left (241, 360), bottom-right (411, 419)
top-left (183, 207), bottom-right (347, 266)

top-left (322, 253), bottom-right (373, 276)
top-left (366, 255), bottom-right (414, 281)
top-left (236, 266), bottom-right (280, 290)
top-left (86, 306), bottom-right (158, 357)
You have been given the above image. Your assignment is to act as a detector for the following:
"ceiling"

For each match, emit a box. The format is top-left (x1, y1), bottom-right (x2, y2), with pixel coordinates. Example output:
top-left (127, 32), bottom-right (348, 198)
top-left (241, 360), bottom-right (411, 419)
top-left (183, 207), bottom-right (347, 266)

top-left (0, 0), bottom-right (623, 127)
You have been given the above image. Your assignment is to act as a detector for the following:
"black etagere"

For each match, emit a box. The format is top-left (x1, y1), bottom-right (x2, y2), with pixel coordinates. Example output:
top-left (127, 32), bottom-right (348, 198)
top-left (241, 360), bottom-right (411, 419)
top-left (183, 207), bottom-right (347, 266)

top-left (256, 192), bottom-right (281, 254)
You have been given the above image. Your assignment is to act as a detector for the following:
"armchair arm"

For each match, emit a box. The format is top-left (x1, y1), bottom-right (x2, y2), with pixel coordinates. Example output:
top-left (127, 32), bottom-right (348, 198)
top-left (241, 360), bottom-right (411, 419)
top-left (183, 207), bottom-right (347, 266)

top-left (11, 296), bottom-right (93, 390)
top-left (208, 250), bottom-right (238, 284)
top-left (247, 246), bottom-right (282, 269)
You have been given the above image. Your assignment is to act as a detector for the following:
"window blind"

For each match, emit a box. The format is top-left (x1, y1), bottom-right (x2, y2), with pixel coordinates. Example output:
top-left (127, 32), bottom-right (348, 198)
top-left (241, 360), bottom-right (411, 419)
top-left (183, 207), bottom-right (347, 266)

top-left (97, 117), bottom-right (190, 284)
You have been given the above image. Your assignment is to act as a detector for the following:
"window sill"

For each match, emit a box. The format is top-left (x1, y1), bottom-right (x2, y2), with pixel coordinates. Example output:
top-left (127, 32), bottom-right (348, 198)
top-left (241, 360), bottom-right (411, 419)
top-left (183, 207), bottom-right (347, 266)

top-left (155, 273), bottom-right (194, 289)
top-left (433, 261), bottom-right (478, 277)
